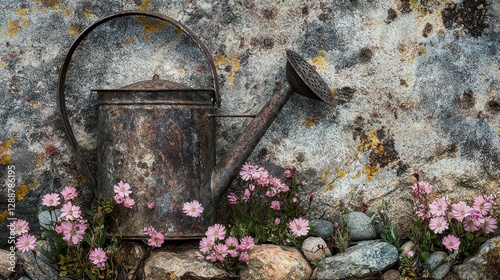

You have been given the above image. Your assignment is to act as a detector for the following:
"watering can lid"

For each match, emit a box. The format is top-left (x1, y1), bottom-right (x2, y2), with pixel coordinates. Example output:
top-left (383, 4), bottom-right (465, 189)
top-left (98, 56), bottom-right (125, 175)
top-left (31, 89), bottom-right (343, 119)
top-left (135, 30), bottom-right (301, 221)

top-left (119, 74), bottom-right (194, 90)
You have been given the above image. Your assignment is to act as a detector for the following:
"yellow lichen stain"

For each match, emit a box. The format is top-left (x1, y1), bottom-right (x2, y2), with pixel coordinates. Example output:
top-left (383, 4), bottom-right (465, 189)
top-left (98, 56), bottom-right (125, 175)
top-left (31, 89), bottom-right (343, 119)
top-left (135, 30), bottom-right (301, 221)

top-left (136, 0), bottom-right (151, 10)
top-left (34, 0), bottom-right (61, 11)
top-left (174, 26), bottom-right (183, 35)
top-left (63, 8), bottom-right (72, 16)
top-left (0, 62), bottom-right (7, 69)
top-left (311, 50), bottom-right (327, 71)
top-left (15, 179), bottom-right (37, 201)
top-left (325, 183), bottom-right (337, 191)
top-left (337, 169), bottom-right (346, 179)
top-left (0, 210), bottom-right (9, 223)
top-left (214, 54), bottom-right (241, 84)
top-left (352, 171), bottom-right (361, 179)
top-left (69, 26), bottom-right (79, 35)
top-left (143, 35), bottom-right (149, 42)
top-left (364, 164), bottom-right (379, 182)
top-left (32, 103), bottom-right (39, 109)
top-left (0, 137), bottom-right (14, 165)
top-left (16, 7), bottom-right (29, 16)
top-left (137, 16), bottom-right (168, 34)
top-left (179, 68), bottom-right (186, 76)
top-left (357, 131), bottom-right (381, 153)
top-left (304, 117), bottom-right (317, 129)
top-left (21, 18), bottom-right (29, 27)
top-left (7, 20), bottom-right (21, 37)
top-left (83, 8), bottom-right (94, 19)
top-left (319, 169), bottom-right (330, 183)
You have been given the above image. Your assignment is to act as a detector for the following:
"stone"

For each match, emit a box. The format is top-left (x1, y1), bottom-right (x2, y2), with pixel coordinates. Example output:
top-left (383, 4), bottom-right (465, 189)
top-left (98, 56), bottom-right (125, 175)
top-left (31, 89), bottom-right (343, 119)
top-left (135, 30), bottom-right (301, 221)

top-left (240, 244), bottom-right (312, 280)
top-left (117, 242), bottom-right (147, 279)
top-left (315, 240), bottom-right (398, 279)
top-left (382, 269), bottom-right (400, 280)
top-left (400, 240), bottom-right (415, 257)
top-left (16, 240), bottom-right (59, 280)
top-left (301, 237), bottom-right (332, 262)
top-left (454, 236), bottom-right (500, 280)
top-left (144, 248), bottom-right (227, 279)
top-left (0, 248), bottom-right (16, 278)
top-left (347, 212), bottom-right (378, 241)
top-left (310, 219), bottom-right (335, 239)
top-left (431, 262), bottom-right (451, 280)
top-left (423, 251), bottom-right (448, 272)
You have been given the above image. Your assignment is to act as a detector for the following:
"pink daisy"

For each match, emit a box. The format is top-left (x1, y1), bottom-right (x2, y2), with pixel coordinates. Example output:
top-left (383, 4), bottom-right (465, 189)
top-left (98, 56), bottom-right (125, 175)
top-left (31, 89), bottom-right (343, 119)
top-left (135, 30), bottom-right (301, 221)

top-left (205, 224), bottom-right (226, 241)
top-left (227, 192), bottom-right (239, 205)
top-left (242, 188), bottom-right (251, 202)
top-left (270, 200), bottom-right (281, 210)
top-left (143, 226), bottom-right (156, 235)
top-left (60, 220), bottom-right (86, 246)
top-left (429, 216), bottom-right (449, 234)
top-left (238, 236), bottom-right (255, 251)
top-left (289, 218), bottom-right (310, 237)
top-left (61, 186), bottom-right (78, 201)
top-left (182, 200), bottom-right (204, 217)
top-left (114, 194), bottom-right (124, 204)
top-left (147, 201), bottom-right (155, 209)
top-left (275, 217), bottom-right (281, 225)
top-left (442, 235), bottom-right (460, 252)
top-left (123, 196), bottom-right (135, 208)
top-left (214, 243), bottom-right (229, 259)
top-left (41, 193), bottom-right (60, 207)
top-left (225, 236), bottom-right (239, 248)
top-left (429, 197), bottom-right (449, 217)
top-left (239, 162), bottom-right (258, 181)
top-left (480, 216), bottom-right (497, 234)
top-left (451, 202), bottom-right (472, 222)
top-left (113, 181), bottom-right (132, 197)
top-left (89, 247), bottom-right (108, 267)
top-left (9, 219), bottom-right (29, 236)
top-left (60, 201), bottom-right (81, 221)
top-left (147, 231), bottom-right (165, 248)
top-left (199, 236), bottom-right (215, 253)
top-left (473, 196), bottom-right (493, 216)
top-left (16, 234), bottom-right (36, 252)
top-left (239, 251), bottom-right (250, 263)
top-left (463, 216), bottom-right (481, 232)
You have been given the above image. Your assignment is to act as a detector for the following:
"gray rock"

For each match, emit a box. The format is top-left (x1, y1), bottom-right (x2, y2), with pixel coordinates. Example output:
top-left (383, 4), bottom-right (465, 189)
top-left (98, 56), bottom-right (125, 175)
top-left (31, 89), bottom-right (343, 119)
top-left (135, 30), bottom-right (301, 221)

top-left (241, 244), bottom-right (313, 280)
top-left (454, 236), bottom-right (500, 280)
top-left (431, 262), bottom-right (451, 280)
top-left (347, 212), bottom-right (378, 241)
top-left (144, 248), bottom-right (227, 279)
top-left (382, 269), bottom-right (400, 280)
top-left (423, 251), bottom-right (448, 272)
top-left (0, 248), bottom-right (16, 278)
top-left (301, 236), bottom-right (332, 262)
top-left (316, 240), bottom-right (398, 279)
top-left (310, 219), bottom-right (335, 239)
top-left (16, 240), bottom-right (59, 280)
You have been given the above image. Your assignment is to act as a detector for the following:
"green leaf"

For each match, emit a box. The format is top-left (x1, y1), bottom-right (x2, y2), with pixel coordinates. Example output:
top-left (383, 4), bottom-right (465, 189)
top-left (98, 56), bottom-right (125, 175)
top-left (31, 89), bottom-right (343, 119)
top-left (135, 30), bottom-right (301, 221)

top-left (421, 251), bottom-right (430, 261)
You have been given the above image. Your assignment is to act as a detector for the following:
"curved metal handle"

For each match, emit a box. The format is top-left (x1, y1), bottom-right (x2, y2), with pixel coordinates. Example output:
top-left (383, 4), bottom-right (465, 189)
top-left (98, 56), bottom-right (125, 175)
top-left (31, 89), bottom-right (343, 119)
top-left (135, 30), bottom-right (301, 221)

top-left (57, 10), bottom-right (221, 186)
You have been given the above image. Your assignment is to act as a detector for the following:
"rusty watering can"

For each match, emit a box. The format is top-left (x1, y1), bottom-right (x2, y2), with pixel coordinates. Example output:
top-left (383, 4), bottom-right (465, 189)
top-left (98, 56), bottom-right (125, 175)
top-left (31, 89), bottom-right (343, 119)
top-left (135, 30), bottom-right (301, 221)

top-left (58, 10), bottom-right (336, 239)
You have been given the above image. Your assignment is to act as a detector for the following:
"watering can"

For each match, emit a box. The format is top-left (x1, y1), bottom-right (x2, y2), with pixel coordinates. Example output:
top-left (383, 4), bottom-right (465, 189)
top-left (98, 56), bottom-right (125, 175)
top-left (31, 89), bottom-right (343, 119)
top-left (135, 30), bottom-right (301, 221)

top-left (57, 10), bottom-right (336, 239)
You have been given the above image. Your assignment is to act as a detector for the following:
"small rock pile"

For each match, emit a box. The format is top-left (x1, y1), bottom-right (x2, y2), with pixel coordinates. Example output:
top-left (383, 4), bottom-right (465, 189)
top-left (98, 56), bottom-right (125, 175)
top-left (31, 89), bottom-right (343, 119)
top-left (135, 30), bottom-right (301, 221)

top-left (2, 213), bottom-right (499, 279)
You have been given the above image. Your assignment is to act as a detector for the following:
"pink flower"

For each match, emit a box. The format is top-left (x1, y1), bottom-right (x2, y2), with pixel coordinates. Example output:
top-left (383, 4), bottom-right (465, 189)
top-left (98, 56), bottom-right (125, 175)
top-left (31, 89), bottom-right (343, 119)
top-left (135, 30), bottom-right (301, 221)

top-left (334, 222), bottom-right (339, 228)
top-left (407, 250), bottom-right (415, 258)
top-left (199, 237), bottom-right (215, 253)
top-left (16, 234), bottom-right (36, 252)
top-left (442, 235), bottom-right (460, 252)
top-left (143, 226), bottom-right (156, 235)
top-left (451, 202), bottom-right (472, 222)
top-left (429, 197), bottom-right (449, 217)
top-left (301, 180), bottom-right (307, 186)
top-left (238, 236), bottom-right (255, 251)
top-left (473, 196), bottom-right (493, 216)
top-left (275, 217), bottom-right (281, 225)
top-left (270, 200), bottom-right (281, 210)
top-left (480, 216), bottom-right (497, 234)
top-left (147, 231), bottom-right (165, 247)
top-left (429, 216), bottom-right (449, 234)
top-left (206, 224), bottom-right (226, 241)
top-left (114, 194), bottom-right (124, 204)
top-left (243, 189), bottom-right (251, 202)
top-left (113, 181), bottom-right (132, 197)
top-left (225, 236), bottom-right (239, 248)
top-left (60, 201), bottom-right (81, 221)
top-left (147, 201), bottom-right (155, 209)
top-left (183, 200), bottom-right (204, 218)
top-left (240, 162), bottom-right (258, 181)
top-left (284, 167), bottom-right (296, 179)
top-left (289, 218), bottom-right (310, 237)
top-left (61, 186), bottom-right (78, 201)
top-left (463, 216), bottom-right (481, 232)
top-left (89, 247), bottom-right (108, 267)
top-left (239, 251), bottom-right (250, 263)
top-left (310, 192), bottom-right (316, 200)
top-left (214, 243), bottom-right (229, 259)
top-left (228, 249), bottom-right (239, 258)
top-left (9, 219), bottom-right (29, 236)
top-left (60, 221), bottom-right (86, 246)
top-left (416, 204), bottom-right (429, 220)
top-left (227, 192), bottom-right (239, 205)
top-left (42, 193), bottom-right (60, 207)
top-left (411, 181), bottom-right (433, 199)
top-left (123, 196), bottom-right (135, 208)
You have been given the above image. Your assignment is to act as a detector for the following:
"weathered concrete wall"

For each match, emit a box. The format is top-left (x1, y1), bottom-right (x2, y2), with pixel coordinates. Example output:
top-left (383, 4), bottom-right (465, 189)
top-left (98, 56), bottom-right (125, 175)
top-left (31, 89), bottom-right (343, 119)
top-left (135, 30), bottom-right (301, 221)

top-left (1, 0), bottom-right (499, 245)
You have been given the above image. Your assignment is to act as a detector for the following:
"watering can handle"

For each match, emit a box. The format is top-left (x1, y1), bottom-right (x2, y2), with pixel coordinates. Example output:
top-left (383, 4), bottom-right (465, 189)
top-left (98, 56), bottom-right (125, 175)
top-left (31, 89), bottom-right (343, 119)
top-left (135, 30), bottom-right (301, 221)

top-left (57, 10), bottom-right (221, 186)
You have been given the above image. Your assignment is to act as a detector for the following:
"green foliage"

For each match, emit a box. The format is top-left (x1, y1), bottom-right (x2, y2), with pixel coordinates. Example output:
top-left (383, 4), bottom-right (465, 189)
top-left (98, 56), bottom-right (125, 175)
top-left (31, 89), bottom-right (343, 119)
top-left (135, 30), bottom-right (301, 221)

top-left (330, 199), bottom-right (350, 253)
top-left (371, 201), bottom-right (400, 248)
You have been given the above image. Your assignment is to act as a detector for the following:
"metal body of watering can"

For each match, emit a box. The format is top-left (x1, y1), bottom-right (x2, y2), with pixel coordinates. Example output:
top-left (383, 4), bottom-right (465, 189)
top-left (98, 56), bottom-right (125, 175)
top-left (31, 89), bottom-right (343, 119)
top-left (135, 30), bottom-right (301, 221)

top-left (58, 10), bottom-right (336, 239)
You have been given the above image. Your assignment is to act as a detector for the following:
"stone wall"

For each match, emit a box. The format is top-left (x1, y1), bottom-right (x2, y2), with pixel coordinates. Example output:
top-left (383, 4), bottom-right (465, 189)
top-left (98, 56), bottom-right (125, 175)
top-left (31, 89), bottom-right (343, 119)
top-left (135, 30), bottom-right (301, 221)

top-left (1, 0), bottom-right (499, 246)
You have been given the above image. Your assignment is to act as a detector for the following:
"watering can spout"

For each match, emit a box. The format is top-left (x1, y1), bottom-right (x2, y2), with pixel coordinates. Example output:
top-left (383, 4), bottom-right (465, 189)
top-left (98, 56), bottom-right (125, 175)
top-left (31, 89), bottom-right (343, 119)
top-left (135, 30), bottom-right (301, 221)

top-left (211, 50), bottom-right (337, 203)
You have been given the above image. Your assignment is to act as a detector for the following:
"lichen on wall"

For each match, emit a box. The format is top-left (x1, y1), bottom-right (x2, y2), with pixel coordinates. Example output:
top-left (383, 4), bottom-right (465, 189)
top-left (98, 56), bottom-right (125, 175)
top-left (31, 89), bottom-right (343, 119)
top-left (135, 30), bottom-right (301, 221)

top-left (1, 0), bottom-right (499, 245)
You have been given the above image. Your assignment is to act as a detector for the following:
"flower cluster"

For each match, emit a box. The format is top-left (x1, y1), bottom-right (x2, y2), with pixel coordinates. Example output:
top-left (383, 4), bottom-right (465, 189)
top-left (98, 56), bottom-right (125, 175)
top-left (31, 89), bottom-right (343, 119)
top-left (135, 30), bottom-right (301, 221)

top-left (409, 176), bottom-right (497, 259)
top-left (113, 181), bottom-right (135, 208)
top-left (89, 247), bottom-right (108, 268)
top-left (143, 226), bottom-right (165, 247)
top-left (8, 219), bottom-right (36, 252)
top-left (228, 163), bottom-right (312, 245)
top-left (197, 223), bottom-right (255, 272)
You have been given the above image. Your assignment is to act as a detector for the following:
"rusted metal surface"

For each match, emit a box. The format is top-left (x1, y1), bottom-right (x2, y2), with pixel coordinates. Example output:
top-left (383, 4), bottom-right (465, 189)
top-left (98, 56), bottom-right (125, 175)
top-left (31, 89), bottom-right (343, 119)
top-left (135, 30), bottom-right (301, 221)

top-left (96, 85), bottom-right (216, 239)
